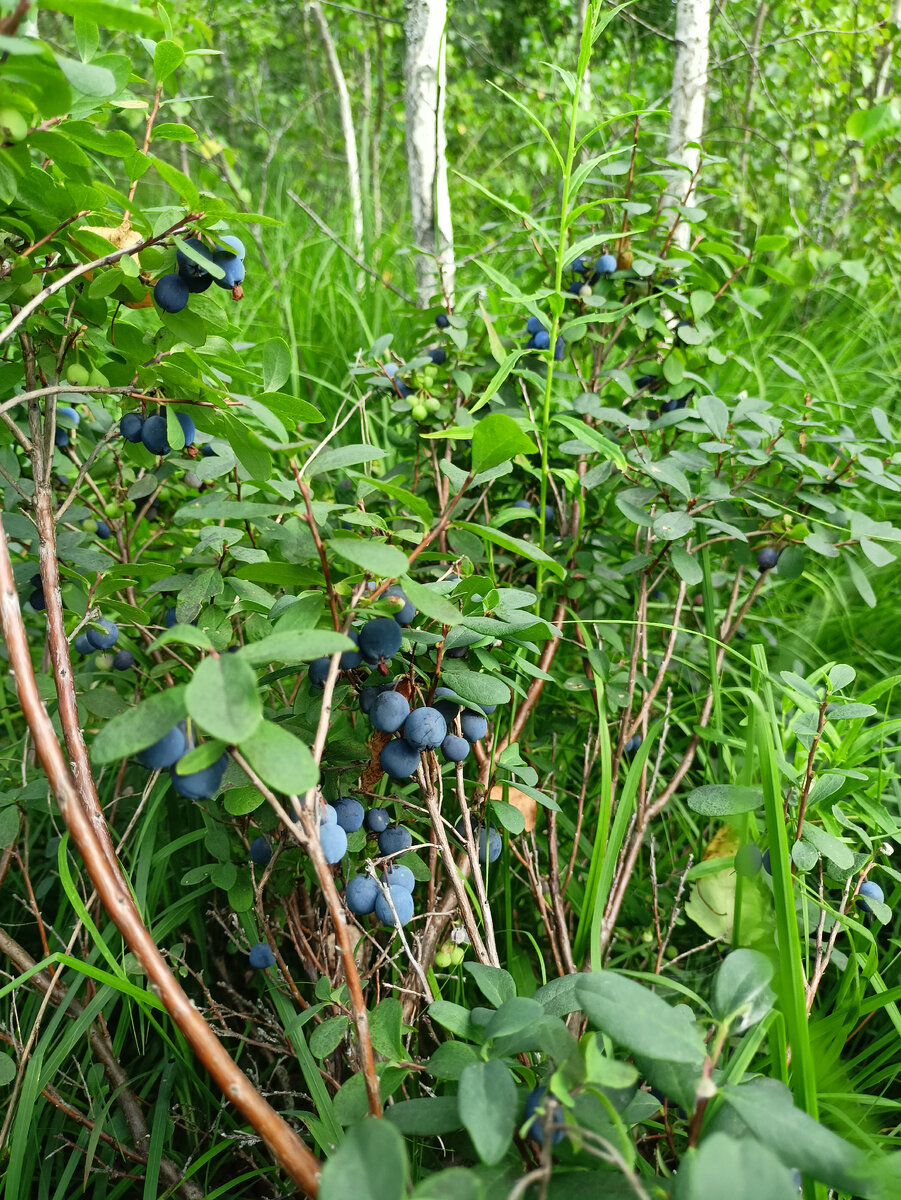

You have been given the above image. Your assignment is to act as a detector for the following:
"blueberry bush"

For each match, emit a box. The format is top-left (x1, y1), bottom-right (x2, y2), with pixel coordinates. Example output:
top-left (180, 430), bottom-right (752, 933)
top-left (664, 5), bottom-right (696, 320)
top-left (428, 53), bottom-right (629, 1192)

top-left (1, 3), bottom-right (901, 1199)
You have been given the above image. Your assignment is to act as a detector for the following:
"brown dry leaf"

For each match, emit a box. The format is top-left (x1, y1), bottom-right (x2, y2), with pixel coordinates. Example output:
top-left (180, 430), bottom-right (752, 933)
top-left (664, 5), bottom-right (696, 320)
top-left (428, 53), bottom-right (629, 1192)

top-left (703, 824), bottom-right (739, 861)
top-left (80, 220), bottom-right (143, 251)
top-left (489, 784), bottom-right (536, 832)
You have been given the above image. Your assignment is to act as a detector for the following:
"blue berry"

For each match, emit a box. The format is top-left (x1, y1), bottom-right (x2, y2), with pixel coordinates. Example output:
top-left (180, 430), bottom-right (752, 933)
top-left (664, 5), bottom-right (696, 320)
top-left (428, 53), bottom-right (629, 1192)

top-left (309, 657), bottom-right (330, 687)
top-left (624, 734), bottom-right (642, 755)
top-left (433, 686), bottom-right (461, 724)
top-left (359, 682), bottom-right (391, 715)
top-left (526, 316), bottom-right (544, 335)
top-left (384, 863), bottom-right (415, 892)
top-left (427, 347), bottom-right (446, 365)
top-left (757, 547), bottom-right (779, 571)
top-left (212, 251), bottom-right (245, 289)
top-left (164, 606), bottom-right (178, 628)
top-left (479, 827), bottom-right (502, 864)
top-left (30, 588), bottom-right (46, 609)
top-left (346, 875), bottom-right (379, 915)
top-left (141, 414), bottom-right (170, 456)
top-left (136, 725), bottom-right (187, 769)
top-left (86, 617), bottom-right (119, 650)
top-left (380, 739), bottom-right (421, 779)
top-left (320, 803), bottom-right (338, 825)
top-left (112, 649), bottom-right (134, 670)
top-left (512, 499), bottom-right (532, 512)
top-left (334, 796), bottom-right (365, 832)
top-left (216, 234), bottom-right (246, 259)
top-left (435, 313), bottom-right (450, 329)
top-left (553, 336), bottom-right (564, 361)
top-left (524, 1086), bottom-right (565, 1145)
top-left (175, 411), bottom-right (195, 448)
top-left (596, 253), bottom-right (617, 275)
top-left (403, 707), bottom-right (447, 751)
top-left (54, 429), bottom-right (69, 447)
top-left (460, 712), bottom-right (488, 743)
top-left (250, 836), bottom-right (272, 864)
top-left (375, 885), bottom-right (414, 926)
top-left (385, 585), bottom-right (415, 626)
top-left (364, 807), bottom-right (391, 834)
top-left (73, 633), bottom-right (93, 655)
top-left (371, 690), bottom-right (410, 734)
top-left (153, 273), bottom-right (189, 313)
top-left (533, 329), bottom-right (550, 351)
top-left (248, 942), bottom-right (275, 970)
top-left (441, 734), bottom-right (469, 763)
top-left (858, 880), bottom-right (885, 913)
top-left (58, 405), bottom-right (79, 426)
top-left (320, 823), bottom-right (347, 864)
top-left (378, 825), bottom-right (413, 856)
top-left (340, 629), bottom-right (363, 670)
top-left (95, 520), bottom-right (111, 539)
top-left (170, 753), bottom-right (228, 799)
top-left (359, 617), bottom-right (403, 664)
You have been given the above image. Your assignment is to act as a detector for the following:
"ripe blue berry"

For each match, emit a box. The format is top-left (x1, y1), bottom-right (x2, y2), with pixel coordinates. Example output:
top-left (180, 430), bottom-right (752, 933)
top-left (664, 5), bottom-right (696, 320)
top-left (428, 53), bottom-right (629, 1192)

top-left (596, 253), bottom-right (617, 275)
top-left (95, 520), bottom-right (111, 539)
top-left (757, 547), bottom-right (779, 571)
top-left (320, 823), bottom-right (347, 864)
top-left (141, 414), bottom-right (170, 456)
top-left (136, 725), bottom-right (187, 769)
top-left (334, 796), bottom-right (365, 832)
top-left (174, 411), bottom-right (195, 448)
top-left (384, 864), bottom-right (415, 892)
top-left (359, 617), bottom-right (403, 664)
top-left (309, 657), bottom-right (330, 687)
top-left (364, 807), bottom-right (391, 834)
top-left (248, 942), bottom-right (275, 970)
top-left (217, 234), bottom-right (246, 259)
top-left (858, 880), bottom-right (885, 913)
top-left (524, 1086), bottom-right (565, 1145)
top-left (553, 336), bottom-right (564, 361)
top-left (250, 836), bottom-right (272, 864)
top-left (112, 649), bottom-right (134, 670)
top-left (73, 633), bottom-right (93, 655)
top-left (533, 329), bottom-right (551, 351)
top-left (375, 885), bottom-right (414, 926)
top-left (86, 617), bottom-right (119, 650)
top-left (385, 585), bottom-right (415, 626)
top-left (120, 412), bottom-right (144, 442)
top-left (624, 734), bottom-right (642, 755)
top-left (54, 429), bottom-right (68, 447)
top-left (435, 313), bottom-right (450, 329)
top-left (340, 629), bottom-right (363, 670)
top-left (346, 875), bottom-right (379, 915)
top-left (427, 347), bottom-right (446, 365)
top-left (58, 405), bottom-right (80, 426)
top-left (404, 706), bottom-right (447, 751)
top-left (526, 316), bottom-right (544, 335)
top-left (153, 273), bottom-right (189, 314)
top-left (320, 803), bottom-right (338, 826)
top-left (460, 712), bottom-right (488, 743)
top-left (378, 825), bottom-right (413, 856)
top-left (441, 734), bottom-right (469, 763)
top-left (380, 739), bottom-right (421, 779)
top-left (212, 251), bottom-right (245, 289)
top-left (170, 753), bottom-right (228, 799)
top-left (371, 690), bottom-right (410, 734)
top-left (512, 499), bottom-right (532, 511)
top-left (433, 687), bottom-right (461, 724)
top-left (479, 826), bottom-right (502, 864)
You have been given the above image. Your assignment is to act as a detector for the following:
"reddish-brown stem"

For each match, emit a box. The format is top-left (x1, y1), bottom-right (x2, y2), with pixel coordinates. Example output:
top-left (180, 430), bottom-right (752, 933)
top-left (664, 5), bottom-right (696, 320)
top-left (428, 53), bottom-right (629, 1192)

top-left (0, 515), bottom-right (322, 1197)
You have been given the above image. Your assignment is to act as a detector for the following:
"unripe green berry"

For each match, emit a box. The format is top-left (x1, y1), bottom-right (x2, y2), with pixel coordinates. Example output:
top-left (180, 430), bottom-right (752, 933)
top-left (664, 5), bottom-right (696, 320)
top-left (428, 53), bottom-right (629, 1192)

top-left (424, 396), bottom-right (440, 414)
top-left (66, 364), bottom-right (90, 386)
top-left (0, 108), bottom-right (28, 143)
top-left (411, 403), bottom-right (428, 422)
top-left (435, 950), bottom-right (452, 968)
top-left (104, 501), bottom-right (121, 519)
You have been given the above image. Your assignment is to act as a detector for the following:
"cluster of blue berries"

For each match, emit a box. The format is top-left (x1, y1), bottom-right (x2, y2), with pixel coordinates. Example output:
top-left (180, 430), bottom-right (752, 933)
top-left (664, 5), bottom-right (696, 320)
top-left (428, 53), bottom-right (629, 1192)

top-left (70, 616), bottom-right (134, 670)
top-left (567, 251), bottom-right (617, 295)
top-left (154, 234), bottom-right (246, 315)
top-left (371, 686), bottom-right (493, 778)
top-left (134, 721), bottom-right (228, 799)
top-left (308, 587), bottom-right (414, 685)
top-left (525, 315), bottom-right (564, 360)
top-left (120, 409), bottom-right (196, 457)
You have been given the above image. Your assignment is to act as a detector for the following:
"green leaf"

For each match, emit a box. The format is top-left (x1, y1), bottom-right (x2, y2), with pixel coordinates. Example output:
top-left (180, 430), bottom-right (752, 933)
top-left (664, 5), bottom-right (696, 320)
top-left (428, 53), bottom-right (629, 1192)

top-left (91, 686), bottom-right (187, 764)
top-left (152, 40), bottom-right (184, 83)
top-left (653, 510), bottom-right (695, 541)
top-left (223, 786), bottom-right (265, 816)
top-left (0, 806), bottom-right (20, 850)
top-left (40, 1), bottom-right (162, 35)
top-left (440, 665), bottom-right (511, 706)
top-left (368, 998), bottom-right (405, 1061)
top-left (687, 785), bottom-right (764, 816)
top-left (54, 53), bottom-right (115, 96)
top-left (482, 997), bottom-right (544, 1042)
top-left (308, 444), bottom-right (387, 476)
top-left (427, 1041), bottom-right (480, 1080)
top-left (464, 963), bottom-right (516, 1007)
top-left (237, 721), bottom-right (318, 795)
top-left (399, 576), bottom-right (460, 625)
top-left (712, 950), bottom-right (775, 1032)
top-left (319, 1118), bottom-right (407, 1200)
top-left (674, 1133), bottom-right (800, 1200)
top-left (670, 545), bottom-right (702, 585)
top-left (262, 338), bottom-right (292, 392)
top-left (457, 1060), bottom-right (517, 1165)
top-left (470, 412), bottom-right (538, 474)
top-left (238, 630), bottom-right (355, 665)
top-left (329, 537), bottom-right (409, 578)
top-left (454, 521), bottom-right (565, 580)
top-left (186, 655), bottom-right (262, 743)
top-left (575, 972), bottom-right (706, 1063)
top-left (552, 413), bottom-right (628, 470)
top-left (428, 1001), bottom-right (476, 1039)
top-left (385, 1097), bottom-right (463, 1136)
top-left (800, 824), bottom-right (853, 870)
top-left (0, 1053), bottom-right (17, 1087)
top-left (310, 1016), bottom-right (349, 1059)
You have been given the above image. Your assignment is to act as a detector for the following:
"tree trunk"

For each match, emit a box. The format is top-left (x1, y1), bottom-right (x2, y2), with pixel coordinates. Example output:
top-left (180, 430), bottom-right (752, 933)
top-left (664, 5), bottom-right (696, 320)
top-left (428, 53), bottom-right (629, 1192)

top-left (665, 0), bottom-right (712, 252)
top-left (308, 0), bottom-right (365, 258)
top-left (875, 0), bottom-right (901, 98)
top-left (404, 0), bottom-right (455, 307)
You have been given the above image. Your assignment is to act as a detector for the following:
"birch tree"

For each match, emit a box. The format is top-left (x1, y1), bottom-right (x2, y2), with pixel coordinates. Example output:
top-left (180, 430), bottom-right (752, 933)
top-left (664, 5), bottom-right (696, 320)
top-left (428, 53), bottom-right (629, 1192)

top-left (665, 0), bottom-right (712, 251)
top-left (404, 0), bottom-right (455, 307)
top-left (308, 1), bottom-right (365, 258)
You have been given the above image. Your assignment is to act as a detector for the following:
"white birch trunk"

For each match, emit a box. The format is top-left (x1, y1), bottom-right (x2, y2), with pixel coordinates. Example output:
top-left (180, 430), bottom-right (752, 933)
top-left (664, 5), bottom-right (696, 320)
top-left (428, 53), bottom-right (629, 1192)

top-left (875, 0), bottom-right (901, 98)
top-left (404, 0), bottom-right (455, 307)
top-left (308, 1), bottom-right (365, 258)
top-left (665, 0), bottom-right (712, 252)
